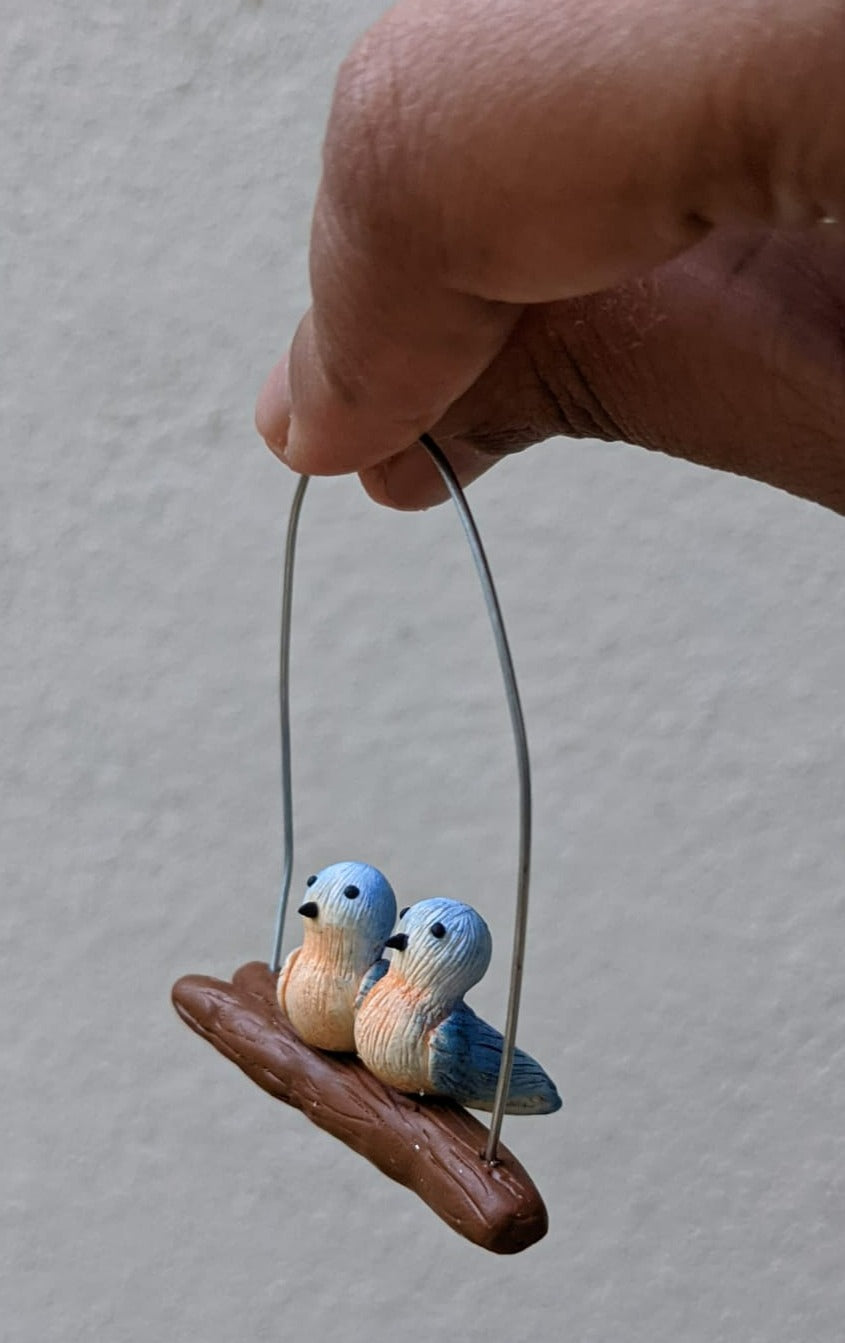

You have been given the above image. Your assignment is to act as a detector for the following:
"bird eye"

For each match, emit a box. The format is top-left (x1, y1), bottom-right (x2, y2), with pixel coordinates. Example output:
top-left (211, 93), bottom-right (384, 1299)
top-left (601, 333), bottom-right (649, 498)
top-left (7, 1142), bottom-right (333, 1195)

top-left (430, 922), bottom-right (446, 939)
top-left (344, 884), bottom-right (360, 899)
top-left (399, 906), bottom-right (409, 919)
top-left (306, 875), bottom-right (317, 887)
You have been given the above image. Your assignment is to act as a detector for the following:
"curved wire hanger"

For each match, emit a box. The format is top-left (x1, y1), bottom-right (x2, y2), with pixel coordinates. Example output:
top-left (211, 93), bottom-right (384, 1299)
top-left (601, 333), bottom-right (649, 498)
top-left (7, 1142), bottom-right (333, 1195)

top-left (268, 433), bottom-right (531, 1165)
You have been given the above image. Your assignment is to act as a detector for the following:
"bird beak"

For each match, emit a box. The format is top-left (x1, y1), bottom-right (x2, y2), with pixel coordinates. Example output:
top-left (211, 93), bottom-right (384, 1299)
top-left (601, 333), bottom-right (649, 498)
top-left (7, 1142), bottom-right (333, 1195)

top-left (384, 933), bottom-right (408, 951)
top-left (297, 901), bottom-right (318, 919)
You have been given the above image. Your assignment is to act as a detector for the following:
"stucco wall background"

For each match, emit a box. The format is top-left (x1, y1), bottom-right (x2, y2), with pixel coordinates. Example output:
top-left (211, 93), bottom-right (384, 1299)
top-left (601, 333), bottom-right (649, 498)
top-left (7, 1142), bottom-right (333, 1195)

top-left (3, 3), bottom-right (844, 1340)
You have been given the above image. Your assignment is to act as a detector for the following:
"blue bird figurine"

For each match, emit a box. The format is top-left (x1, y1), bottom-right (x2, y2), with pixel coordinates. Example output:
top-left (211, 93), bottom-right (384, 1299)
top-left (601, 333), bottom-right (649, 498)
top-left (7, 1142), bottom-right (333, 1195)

top-left (277, 861), bottom-right (396, 1052)
top-left (353, 898), bottom-right (562, 1114)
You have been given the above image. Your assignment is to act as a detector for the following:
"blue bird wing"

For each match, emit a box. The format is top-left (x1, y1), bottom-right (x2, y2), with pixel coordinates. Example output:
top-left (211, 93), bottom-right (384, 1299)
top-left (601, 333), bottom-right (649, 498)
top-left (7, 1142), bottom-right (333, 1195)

top-left (429, 1005), bottom-right (562, 1115)
top-left (354, 957), bottom-right (389, 1013)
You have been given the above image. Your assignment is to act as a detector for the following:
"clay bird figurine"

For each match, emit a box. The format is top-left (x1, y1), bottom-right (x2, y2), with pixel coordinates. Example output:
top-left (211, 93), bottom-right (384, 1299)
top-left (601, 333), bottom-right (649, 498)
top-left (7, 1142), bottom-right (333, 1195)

top-left (277, 861), bottom-right (396, 1052)
top-left (354, 898), bottom-right (562, 1114)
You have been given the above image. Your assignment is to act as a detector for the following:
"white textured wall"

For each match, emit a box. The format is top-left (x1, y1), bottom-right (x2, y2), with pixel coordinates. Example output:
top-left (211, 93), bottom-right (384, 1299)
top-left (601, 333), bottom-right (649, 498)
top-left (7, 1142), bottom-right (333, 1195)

top-left (3, 4), bottom-right (844, 1340)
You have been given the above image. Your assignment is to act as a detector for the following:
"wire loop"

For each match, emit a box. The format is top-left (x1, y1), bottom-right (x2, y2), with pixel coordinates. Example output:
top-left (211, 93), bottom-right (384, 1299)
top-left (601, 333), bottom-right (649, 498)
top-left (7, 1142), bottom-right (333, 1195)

top-left (269, 435), bottom-right (532, 1164)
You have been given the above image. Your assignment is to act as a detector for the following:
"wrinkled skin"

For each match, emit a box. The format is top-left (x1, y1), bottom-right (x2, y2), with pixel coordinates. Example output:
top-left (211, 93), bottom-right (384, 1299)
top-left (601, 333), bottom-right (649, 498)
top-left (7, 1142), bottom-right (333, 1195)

top-left (256, 0), bottom-right (845, 514)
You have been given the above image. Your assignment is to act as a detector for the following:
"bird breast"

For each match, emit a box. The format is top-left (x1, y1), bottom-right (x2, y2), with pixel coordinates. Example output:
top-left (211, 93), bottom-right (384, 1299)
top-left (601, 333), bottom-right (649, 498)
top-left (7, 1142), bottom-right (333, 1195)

top-left (354, 975), bottom-right (443, 1092)
top-left (280, 936), bottom-right (370, 1052)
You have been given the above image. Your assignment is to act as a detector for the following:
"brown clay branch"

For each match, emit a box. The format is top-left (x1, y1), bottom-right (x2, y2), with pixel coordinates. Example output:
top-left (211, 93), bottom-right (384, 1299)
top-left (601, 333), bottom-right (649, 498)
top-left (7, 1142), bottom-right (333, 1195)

top-left (172, 961), bottom-right (548, 1254)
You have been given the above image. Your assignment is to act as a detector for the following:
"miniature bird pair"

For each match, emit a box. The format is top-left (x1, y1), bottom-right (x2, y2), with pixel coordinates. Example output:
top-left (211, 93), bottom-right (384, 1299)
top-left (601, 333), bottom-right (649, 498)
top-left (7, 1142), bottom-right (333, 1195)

top-left (277, 861), bottom-right (561, 1115)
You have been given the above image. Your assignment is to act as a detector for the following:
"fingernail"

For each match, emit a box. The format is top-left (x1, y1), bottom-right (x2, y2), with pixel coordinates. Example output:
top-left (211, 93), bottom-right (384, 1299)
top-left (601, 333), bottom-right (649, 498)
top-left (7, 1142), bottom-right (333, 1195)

top-left (284, 414), bottom-right (306, 471)
top-left (255, 356), bottom-right (291, 460)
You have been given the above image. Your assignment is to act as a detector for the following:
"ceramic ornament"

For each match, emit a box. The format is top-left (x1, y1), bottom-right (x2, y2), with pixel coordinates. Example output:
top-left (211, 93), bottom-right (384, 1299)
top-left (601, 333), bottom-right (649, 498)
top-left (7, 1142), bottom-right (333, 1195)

top-left (172, 435), bottom-right (561, 1255)
top-left (355, 897), bottom-right (561, 1114)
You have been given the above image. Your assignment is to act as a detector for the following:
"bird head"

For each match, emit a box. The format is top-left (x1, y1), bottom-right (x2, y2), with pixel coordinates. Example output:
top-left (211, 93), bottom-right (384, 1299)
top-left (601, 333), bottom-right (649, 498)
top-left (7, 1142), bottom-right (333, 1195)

top-left (384, 898), bottom-right (493, 1001)
top-left (297, 861), bottom-right (397, 954)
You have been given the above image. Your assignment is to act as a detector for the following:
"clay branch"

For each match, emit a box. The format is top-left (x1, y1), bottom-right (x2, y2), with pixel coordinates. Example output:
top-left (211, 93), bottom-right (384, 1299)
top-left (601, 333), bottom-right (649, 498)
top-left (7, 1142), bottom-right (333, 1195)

top-left (172, 961), bottom-right (548, 1254)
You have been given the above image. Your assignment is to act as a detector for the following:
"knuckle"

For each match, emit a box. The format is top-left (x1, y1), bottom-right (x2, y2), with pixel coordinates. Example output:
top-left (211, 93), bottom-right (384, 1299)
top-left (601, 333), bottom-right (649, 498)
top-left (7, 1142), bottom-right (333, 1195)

top-left (524, 313), bottom-right (625, 445)
top-left (437, 306), bottom-right (628, 463)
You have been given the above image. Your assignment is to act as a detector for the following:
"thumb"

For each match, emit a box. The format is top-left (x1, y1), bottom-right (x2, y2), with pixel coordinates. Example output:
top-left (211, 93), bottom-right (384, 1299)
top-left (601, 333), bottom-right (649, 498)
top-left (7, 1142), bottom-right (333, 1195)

top-left (257, 0), bottom-right (845, 478)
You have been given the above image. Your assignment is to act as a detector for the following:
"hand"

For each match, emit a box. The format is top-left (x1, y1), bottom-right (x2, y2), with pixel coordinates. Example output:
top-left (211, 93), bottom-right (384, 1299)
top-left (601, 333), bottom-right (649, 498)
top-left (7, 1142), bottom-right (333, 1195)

top-left (256, 0), bottom-right (845, 514)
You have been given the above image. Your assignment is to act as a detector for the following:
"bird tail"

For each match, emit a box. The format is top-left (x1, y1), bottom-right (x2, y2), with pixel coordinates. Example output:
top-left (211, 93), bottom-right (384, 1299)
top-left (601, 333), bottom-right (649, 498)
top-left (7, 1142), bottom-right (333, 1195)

top-left (500, 1045), bottom-right (562, 1115)
top-left (463, 1037), bottom-right (562, 1115)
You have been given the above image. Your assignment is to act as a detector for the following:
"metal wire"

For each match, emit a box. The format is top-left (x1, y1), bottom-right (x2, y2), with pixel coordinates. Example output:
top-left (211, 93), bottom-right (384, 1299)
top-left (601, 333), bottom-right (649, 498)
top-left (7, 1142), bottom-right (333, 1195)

top-left (269, 435), bottom-right (532, 1164)
top-left (419, 435), bottom-right (531, 1162)
top-left (269, 472), bottom-right (309, 977)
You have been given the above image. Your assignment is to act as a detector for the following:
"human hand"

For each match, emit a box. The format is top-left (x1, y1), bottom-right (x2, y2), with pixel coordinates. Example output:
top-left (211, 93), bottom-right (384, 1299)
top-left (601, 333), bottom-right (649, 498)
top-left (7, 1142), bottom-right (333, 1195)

top-left (256, 0), bottom-right (845, 513)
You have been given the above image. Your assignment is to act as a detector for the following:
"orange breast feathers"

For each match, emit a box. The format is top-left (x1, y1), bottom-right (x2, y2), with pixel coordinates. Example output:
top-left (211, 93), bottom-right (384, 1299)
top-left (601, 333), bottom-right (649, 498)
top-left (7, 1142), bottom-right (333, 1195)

top-left (353, 973), bottom-right (440, 1092)
top-left (278, 939), bottom-right (364, 1052)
